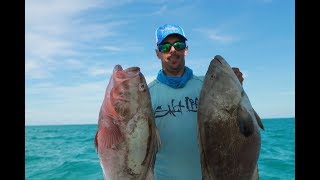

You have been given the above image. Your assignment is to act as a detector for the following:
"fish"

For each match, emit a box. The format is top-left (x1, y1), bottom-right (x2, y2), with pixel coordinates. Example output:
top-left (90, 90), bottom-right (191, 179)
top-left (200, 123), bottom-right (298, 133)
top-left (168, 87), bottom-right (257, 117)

top-left (197, 55), bottom-right (264, 180)
top-left (94, 65), bottom-right (160, 180)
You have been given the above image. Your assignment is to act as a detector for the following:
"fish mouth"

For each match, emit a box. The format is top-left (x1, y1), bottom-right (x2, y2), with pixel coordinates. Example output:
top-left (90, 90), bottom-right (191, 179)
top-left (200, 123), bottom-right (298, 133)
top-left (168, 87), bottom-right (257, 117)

top-left (212, 57), bottom-right (223, 65)
top-left (124, 67), bottom-right (141, 78)
top-left (212, 55), bottom-right (229, 66)
top-left (114, 64), bottom-right (123, 71)
top-left (216, 58), bottom-right (222, 64)
top-left (125, 67), bottom-right (140, 73)
top-left (113, 66), bottom-right (141, 80)
top-left (110, 66), bottom-right (141, 102)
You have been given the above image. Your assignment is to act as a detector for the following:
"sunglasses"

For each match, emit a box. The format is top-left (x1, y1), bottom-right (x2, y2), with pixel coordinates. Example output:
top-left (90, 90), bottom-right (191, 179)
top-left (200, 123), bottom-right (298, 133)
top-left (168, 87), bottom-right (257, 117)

top-left (158, 41), bottom-right (187, 53)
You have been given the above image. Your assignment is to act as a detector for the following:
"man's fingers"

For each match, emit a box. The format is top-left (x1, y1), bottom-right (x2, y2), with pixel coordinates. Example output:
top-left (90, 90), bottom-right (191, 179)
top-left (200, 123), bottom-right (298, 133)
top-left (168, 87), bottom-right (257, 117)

top-left (232, 67), bottom-right (244, 85)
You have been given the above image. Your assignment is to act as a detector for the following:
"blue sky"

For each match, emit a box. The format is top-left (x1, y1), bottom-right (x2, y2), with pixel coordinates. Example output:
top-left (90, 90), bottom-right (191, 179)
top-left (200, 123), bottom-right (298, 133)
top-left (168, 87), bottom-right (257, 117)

top-left (25, 0), bottom-right (295, 125)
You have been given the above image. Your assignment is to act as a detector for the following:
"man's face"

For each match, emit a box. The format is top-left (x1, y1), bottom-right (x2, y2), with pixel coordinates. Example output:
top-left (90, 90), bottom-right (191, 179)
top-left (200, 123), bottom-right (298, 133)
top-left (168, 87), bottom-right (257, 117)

top-left (156, 34), bottom-right (188, 76)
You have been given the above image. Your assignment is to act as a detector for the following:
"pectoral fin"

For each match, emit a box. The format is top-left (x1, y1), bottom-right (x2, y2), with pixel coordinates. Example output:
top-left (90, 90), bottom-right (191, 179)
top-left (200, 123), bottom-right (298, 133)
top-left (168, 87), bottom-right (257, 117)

top-left (253, 109), bottom-right (264, 130)
top-left (251, 164), bottom-right (260, 180)
top-left (237, 105), bottom-right (254, 137)
top-left (95, 119), bottom-right (124, 153)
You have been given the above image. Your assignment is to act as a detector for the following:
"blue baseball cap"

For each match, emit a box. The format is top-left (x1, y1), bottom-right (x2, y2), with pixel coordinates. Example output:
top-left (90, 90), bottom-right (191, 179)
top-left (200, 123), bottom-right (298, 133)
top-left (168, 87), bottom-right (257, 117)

top-left (155, 24), bottom-right (187, 45)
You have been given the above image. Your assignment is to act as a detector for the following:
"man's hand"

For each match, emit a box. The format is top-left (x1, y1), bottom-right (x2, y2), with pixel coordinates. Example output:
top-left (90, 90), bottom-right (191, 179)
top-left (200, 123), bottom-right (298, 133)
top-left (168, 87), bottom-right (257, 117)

top-left (232, 67), bottom-right (244, 85)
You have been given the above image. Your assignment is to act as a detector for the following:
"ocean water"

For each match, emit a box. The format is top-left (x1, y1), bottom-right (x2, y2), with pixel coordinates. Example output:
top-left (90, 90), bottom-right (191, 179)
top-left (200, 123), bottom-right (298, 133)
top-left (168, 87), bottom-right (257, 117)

top-left (25, 118), bottom-right (295, 180)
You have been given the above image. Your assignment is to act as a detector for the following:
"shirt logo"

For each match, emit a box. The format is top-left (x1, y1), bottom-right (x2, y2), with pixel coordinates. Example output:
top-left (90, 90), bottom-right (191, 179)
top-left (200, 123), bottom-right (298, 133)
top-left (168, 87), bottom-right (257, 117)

top-left (154, 96), bottom-right (198, 118)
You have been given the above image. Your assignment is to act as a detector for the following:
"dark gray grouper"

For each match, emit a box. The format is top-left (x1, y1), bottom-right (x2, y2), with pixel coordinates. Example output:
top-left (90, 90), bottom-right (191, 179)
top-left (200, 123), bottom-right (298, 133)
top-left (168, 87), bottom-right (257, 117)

top-left (94, 65), bottom-right (160, 180)
top-left (197, 55), bottom-right (264, 180)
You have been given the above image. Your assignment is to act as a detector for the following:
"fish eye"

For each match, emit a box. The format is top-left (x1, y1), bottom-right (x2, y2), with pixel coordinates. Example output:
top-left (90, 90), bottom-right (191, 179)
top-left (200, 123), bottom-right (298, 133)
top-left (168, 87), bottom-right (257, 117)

top-left (139, 83), bottom-right (146, 92)
top-left (210, 74), bottom-right (215, 80)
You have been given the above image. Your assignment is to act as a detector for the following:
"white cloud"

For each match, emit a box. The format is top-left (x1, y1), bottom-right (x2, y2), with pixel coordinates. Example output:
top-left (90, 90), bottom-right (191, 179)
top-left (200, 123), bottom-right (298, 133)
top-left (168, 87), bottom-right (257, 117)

top-left (88, 67), bottom-right (114, 76)
top-left (208, 33), bottom-right (237, 44)
top-left (25, 58), bottom-right (53, 79)
top-left (25, 0), bottom-right (132, 81)
top-left (152, 5), bottom-right (167, 15)
top-left (26, 33), bottom-right (74, 58)
top-left (26, 0), bottom-right (100, 80)
top-left (26, 80), bottom-right (107, 125)
top-left (102, 46), bottom-right (123, 52)
top-left (193, 28), bottom-right (239, 44)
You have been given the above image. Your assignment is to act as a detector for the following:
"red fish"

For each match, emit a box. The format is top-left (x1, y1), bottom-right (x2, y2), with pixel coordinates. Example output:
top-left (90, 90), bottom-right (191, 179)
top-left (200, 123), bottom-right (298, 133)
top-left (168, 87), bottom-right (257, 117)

top-left (94, 65), bottom-right (160, 180)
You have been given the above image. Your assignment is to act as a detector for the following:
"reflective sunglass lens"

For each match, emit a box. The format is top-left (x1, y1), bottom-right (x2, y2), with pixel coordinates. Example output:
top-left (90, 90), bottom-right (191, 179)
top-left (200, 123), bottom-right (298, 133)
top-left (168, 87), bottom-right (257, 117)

top-left (158, 41), bottom-right (186, 53)
top-left (173, 42), bottom-right (186, 50)
top-left (159, 44), bottom-right (171, 53)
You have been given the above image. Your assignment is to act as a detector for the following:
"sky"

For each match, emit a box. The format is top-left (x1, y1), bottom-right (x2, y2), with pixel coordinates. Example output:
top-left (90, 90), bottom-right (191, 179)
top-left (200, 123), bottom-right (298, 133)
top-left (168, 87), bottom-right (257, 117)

top-left (25, 0), bottom-right (295, 125)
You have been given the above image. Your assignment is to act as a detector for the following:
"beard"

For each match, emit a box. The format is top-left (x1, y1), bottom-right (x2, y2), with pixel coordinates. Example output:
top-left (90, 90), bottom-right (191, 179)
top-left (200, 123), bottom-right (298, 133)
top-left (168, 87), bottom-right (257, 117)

top-left (162, 56), bottom-right (186, 76)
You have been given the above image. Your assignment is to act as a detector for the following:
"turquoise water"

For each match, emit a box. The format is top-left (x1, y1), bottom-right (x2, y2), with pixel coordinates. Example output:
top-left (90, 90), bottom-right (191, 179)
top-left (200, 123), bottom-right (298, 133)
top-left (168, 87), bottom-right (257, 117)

top-left (25, 118), bottom-right (295, 180)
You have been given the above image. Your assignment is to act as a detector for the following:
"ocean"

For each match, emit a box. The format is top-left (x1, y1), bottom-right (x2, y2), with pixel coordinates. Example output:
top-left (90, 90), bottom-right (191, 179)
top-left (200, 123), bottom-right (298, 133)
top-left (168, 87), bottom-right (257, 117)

top-left (25, 118), bottom-right (295, 180)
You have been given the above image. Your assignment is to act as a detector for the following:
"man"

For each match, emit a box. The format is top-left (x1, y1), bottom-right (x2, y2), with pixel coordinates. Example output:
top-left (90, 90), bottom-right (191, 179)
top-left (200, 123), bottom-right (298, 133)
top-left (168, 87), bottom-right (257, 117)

top-left (148, 24), bottom-right (244, 180)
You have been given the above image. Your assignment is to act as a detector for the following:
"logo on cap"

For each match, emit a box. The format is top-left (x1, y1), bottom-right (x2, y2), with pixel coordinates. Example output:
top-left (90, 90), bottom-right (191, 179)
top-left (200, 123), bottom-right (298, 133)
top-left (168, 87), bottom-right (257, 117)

top-left (156, 24), bottom-right (187, 45)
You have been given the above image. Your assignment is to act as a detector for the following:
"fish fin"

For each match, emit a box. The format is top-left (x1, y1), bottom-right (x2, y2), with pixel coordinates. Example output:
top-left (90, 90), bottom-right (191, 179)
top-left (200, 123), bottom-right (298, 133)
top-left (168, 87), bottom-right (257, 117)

top-left (145, 167), bottom-right (155, 180)
top-left (155, 128), bottom-right (161, 151)
top-left (143, 127), bottom-right (160, 180)
top-left (253, 109), bottom-right (264, 130)
top-left (251, 164), bottom-right (260, 180)
top-left (237, 104), bottom-right (254, 137)
top-left (95, 120), bottom-right (124, 152)
top-left (94, 131), bottom-right (99, 152)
